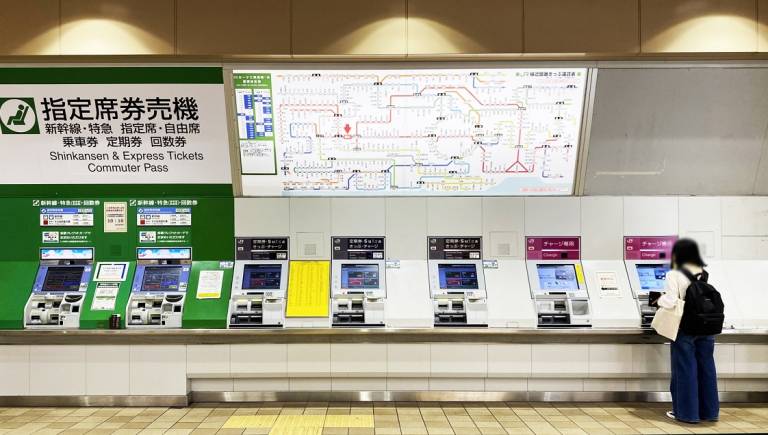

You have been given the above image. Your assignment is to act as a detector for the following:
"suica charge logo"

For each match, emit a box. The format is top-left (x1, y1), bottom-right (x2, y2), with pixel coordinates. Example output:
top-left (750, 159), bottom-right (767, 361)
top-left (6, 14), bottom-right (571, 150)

top-left (0, 98), bottom-right (40, 134)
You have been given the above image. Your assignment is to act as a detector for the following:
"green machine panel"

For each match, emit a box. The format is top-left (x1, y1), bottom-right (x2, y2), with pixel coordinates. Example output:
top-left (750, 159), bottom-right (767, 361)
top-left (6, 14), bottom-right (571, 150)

top-left (183, 261), bottom-right (234, 329)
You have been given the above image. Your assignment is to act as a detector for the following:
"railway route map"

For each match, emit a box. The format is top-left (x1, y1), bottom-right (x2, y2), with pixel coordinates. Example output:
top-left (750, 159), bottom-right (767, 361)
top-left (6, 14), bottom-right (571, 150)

top-left (234, 68), bottom-right (587, 196)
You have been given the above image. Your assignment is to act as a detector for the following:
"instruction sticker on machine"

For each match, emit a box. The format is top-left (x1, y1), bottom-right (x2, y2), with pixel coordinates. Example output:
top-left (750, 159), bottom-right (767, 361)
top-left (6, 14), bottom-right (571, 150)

top-left (103, 202), bottom-right (127, 233)
top-left (40, 208), bottom-right (94, 226)
top-left (137, 207), bottom-right (191, 226)
top-left (196, 270), bottom-right (224, 299)
top-left (91, 282), bottom-right (119, 311)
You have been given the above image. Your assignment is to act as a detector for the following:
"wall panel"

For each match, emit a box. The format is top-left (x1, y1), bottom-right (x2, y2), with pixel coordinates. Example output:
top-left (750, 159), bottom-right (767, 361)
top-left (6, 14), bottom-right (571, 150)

top-left (585, 68), bottom-right (768, 195)
top-left (524, 0), bottom-right (639, 53)
top-left (292, 0), bottom-right (406, 55)
top-left (408, 0), bottom-right (523, 54)
top-left (0, 0), bottom-right (60, 55)
top-left (177, 0), bottom-right (290, 55)
top-left (60, 0), bottom-right (174, 55)
top-left (641, 0), bottom-right (757, 53)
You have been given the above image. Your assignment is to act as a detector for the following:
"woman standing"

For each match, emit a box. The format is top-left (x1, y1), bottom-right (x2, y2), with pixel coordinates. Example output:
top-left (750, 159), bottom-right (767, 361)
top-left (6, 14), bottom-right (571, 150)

top-left (658, 239), bottom-right (720, 424)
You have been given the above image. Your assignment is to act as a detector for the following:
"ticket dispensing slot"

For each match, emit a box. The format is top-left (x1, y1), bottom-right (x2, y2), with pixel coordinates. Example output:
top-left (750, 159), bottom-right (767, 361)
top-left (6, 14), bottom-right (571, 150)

top-left (229, 237), bottom-right (288, 328)
top-left (428, 237), bottom-right (488, 327)
top-left (25, 248), bottom-right (93, 329)
top-left (126, 248), bottom-right (191, 328)
top-left (331, 237), bottom-right (386, 327)
top-left (526, 237), bottom-right (591, 327)
top-left (624, 236), bottom-right (676, 328)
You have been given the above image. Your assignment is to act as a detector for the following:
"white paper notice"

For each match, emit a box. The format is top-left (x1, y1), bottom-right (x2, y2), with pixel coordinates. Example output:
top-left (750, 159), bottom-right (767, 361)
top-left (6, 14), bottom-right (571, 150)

top-left (104, 202), bottom-right (128, 233)
top-left (596, 271), bottom-right (620, 298)
top-left (94, 262), bottom-right (129, 282)
top-left (91, 282), bottom-right (119, 310)
top-left (197, 270), bottom-right (224, 299)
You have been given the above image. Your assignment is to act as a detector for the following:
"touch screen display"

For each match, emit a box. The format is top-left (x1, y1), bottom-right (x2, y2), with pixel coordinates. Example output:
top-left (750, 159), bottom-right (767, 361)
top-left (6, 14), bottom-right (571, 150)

top-left (140, 266), bottom-right (183, 292)
top-left (340, 264), bottom-right (379, 289)
top-left (242, 264), bottom-right (282, 290)
top-left (536, 264), bottom-right (579, 291)
top-left (41, 266), bottom-right (84, 292)
top-left (636, 264), bottom-right (669, 291)
top-left (438, 264), bottom-right (479, 290)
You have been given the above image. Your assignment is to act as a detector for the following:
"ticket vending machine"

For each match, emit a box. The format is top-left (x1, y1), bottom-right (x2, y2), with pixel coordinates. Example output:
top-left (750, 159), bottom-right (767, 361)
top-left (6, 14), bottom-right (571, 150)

top-left (624, 236), bottom-right (675, 327)
top-left (126, 247), bottom-right (191, 328)
top-left (428, 237), bottom-right (488, 326)
top-left (330, 237), bottom-right (386, 326)
top-left (24, 248), bottom-right (93, 329)
top-left (228, 237), bottom-right (288, 328)
top-left (526, 237), bottom-right (591, 327)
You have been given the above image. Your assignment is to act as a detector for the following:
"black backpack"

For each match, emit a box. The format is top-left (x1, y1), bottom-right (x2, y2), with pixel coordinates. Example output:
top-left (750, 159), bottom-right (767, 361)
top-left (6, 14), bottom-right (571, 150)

top-left (679, 269), bottom-right (725, 335)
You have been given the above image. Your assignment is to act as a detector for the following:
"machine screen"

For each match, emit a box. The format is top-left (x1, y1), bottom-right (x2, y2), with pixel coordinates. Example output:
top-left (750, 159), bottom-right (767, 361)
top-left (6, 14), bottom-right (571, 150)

top-left (536, 264), bottom-right (579, 291)
top-left (41, 266), bottom-right (84, 292)
top-left (242, 264), bottom-right (282, 290)
top-left (438, 264), bottom-right (479, 290)
top-left (636, 264), bottom-right (670, 291)
top-left (340, 264), bottom-right (379, 289)
top-left (140, 266), bottom-right (183, 292)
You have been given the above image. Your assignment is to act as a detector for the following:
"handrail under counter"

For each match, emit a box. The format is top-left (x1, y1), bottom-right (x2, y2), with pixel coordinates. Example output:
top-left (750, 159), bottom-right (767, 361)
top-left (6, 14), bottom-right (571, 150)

top-left (0, 327), bottom-right (764, 345)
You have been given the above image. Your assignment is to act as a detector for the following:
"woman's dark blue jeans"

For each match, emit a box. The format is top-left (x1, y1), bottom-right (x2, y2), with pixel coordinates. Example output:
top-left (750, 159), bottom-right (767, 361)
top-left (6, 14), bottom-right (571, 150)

top-left (670, 332), bottom-right (719, 423)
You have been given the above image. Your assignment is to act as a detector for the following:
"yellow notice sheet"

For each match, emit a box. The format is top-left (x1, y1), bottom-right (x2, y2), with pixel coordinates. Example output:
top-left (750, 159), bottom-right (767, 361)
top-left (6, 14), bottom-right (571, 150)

top-left (286, 261), bottom-right (330, 317)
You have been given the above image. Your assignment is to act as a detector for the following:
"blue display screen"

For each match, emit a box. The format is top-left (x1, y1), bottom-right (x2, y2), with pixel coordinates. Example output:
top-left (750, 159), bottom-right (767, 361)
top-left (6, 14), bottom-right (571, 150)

top-left (140, 266), bottom-right (182, 292)
top-left (242, 264), bottom-right (282, 290)
top-left (341, 264), bottom-right (379, 289)
top-left (536, 264), bottom-right (579, 290)
top-left (636, 264), bottom-right (669, 291)
top-left (42, 266), bottom-right (84, 292)
top-left (438, 264), bottom-right (479, 290)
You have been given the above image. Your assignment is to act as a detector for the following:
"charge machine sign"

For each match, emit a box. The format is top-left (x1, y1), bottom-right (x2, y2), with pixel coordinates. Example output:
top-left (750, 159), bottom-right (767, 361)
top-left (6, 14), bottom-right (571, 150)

top-left (40, 207), bottom-right (94, 226)
top-left (624, 236), bottom-right (677, 260)
top-left (525, 236), bottom-right (580, 260)
top-left (137, 207), bottom-right (192, 226)
top-left (0, 67), bottom-right (231, 185)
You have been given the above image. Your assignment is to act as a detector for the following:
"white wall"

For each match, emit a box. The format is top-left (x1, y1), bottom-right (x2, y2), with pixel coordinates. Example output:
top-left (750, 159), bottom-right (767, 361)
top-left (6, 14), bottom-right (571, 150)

top-left (235, 196), bottom-right (768, 261)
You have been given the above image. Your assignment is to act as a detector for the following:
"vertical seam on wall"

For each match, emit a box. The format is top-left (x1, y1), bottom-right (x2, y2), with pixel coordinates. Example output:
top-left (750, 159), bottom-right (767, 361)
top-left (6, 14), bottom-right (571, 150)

top-left (637, 0), bottom-right (642, 53)
top-left (749, 116), bottom-right (768, 194)
top-left (521, 0), bottom-right (526, 53)
top-left (405, 0), bottom-right (409, 57)
top-left (174, 0), bottom-right (178, 55)
top-left (58, 0), bottom-right (62, 55)
top-left (289, 0), bottom-right (294, 57)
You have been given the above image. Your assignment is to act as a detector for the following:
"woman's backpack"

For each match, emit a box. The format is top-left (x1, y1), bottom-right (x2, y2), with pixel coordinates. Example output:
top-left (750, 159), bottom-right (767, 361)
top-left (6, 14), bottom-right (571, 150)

top-left (679, 269), bottom-right (725, 335)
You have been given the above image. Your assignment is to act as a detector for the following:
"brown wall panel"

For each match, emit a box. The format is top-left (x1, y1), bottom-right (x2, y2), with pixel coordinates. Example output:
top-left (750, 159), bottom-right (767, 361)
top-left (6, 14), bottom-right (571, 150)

top-left (292, 0), bottom-right (406, 55)
top-left (60, 0), bottom-right (174, 55)
top-left (408, 0), bottom-right (523, 54)
top-left (177, 0), bottom-right (290, 55)
top-left (0, 0), bottom-right (60, 55)
top-left (524, 0), bottom-right (639, 53)
top-left (758, 0), bottom-right (768, 50)
top-left (641, 0), bottom-right (757, 53)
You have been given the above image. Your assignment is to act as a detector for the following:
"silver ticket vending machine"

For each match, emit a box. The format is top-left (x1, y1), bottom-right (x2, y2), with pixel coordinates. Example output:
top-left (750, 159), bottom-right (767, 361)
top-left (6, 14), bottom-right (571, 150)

top-left (24, 248), bottom-right (93, 329)
top-left (427, 237), bottom-right (488, 327)
top-left (330, 237), bottom-right (386, 327)
top-left (526, 237), bottom-right (591, 327)
top-left (126, 248), bottom-right (191, 328)
top-left (228, 237), bottom-right (289, 328)
top-left (624, 236), bottom-right (675, 327)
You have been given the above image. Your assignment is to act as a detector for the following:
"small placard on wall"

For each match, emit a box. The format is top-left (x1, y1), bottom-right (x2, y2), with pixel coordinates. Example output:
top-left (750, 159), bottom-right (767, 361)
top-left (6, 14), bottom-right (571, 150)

top-left (596, 271), bottom-right (621, 298)
top-left (104, 202), bottom-right (127, 233)
top-left (91, 282), bottom-right (119, 311)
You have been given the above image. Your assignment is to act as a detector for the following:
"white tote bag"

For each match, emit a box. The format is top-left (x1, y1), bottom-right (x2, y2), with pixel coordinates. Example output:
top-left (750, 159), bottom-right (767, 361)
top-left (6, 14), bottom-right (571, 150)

top-left (651, 298), bottom-right (685, 341)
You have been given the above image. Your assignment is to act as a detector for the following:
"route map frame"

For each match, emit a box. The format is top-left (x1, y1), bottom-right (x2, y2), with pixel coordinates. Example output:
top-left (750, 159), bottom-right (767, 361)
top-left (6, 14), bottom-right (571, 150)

top-left (233, 67), bottom-right (588, 197)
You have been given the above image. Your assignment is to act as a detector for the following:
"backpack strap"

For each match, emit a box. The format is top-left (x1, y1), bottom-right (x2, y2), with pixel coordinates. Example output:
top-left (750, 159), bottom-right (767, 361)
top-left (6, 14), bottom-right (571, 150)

top-left (680, 268), bottom-right (705, 282)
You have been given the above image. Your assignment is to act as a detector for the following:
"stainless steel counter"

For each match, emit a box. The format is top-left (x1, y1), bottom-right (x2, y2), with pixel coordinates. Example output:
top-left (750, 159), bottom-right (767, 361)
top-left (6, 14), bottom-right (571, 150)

top-left (0, 327), bottom-right (764, 345)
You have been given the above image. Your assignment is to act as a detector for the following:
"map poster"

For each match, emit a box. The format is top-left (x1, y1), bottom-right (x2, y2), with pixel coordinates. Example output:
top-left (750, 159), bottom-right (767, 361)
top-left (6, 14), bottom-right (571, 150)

top-left (234, 68), bottom-right (587, 196)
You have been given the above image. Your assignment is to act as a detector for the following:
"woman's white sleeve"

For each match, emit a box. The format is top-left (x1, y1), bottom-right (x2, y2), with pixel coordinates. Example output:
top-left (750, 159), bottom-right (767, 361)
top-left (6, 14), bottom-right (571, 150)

top-left (658, 271), bottom-right (681, 310)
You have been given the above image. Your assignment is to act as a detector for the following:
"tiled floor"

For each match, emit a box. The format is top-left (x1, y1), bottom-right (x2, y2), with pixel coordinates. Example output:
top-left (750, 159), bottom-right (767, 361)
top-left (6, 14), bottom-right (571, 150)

top-left (1, 402), bottom-right (767, 435)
